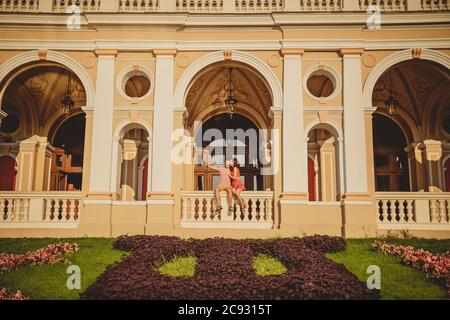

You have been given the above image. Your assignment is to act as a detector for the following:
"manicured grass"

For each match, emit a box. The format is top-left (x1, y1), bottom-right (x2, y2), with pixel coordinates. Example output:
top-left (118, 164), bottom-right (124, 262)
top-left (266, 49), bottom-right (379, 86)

top-left (0, 237), bottom-right (448, 300)
top-left (252, 254), bottom-right (287, 276)
top-left (0, 238), bottom-right (125, 300)
top-left (326, 239), bottom-right (448, 300)
top-left (156, 256), bottom-right (197, 277)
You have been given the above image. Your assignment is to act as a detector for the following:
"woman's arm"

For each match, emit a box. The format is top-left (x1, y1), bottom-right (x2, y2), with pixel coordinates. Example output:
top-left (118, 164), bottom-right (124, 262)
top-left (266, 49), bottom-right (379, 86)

top-left (229, 167), bottom-right (238, 180)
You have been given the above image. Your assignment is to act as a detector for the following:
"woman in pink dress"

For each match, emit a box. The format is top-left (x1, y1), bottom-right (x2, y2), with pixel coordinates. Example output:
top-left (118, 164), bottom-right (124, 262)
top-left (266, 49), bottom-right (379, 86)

top-left (229, 159), bottom-right (247, 209)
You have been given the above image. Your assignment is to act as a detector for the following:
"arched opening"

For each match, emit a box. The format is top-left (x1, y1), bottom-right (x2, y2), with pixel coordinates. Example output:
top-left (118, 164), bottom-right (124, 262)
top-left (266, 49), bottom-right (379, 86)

top-left (50, 114), bottom-right (86, 191)
top-left (184, 61), bottom-right (274, 192)
top-left (116, 126), bottom-right (150, 201)
top-left (372, 114), bottom-right (410, 192)
top-left (194, 113), bottom-right (264, 191)
top-left (307, 126), bottom-right (340, 201)
top-left (0, 62), bottom-right (87, 192)
top-left (0, 156), bottom-right (17, 191)
top-left (372, 59), bottom-right (450, 192)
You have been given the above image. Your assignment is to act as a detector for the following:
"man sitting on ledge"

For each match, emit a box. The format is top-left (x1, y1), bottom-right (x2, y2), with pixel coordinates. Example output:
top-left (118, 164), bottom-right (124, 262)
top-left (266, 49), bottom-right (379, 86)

top-left (205, 160), bottom-right (233, 216)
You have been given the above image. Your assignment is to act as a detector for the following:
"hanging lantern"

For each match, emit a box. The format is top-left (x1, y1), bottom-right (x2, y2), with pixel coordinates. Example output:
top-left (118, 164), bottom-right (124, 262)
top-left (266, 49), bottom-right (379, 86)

top-left (384, 70), bottom-right (399, 117)
top-left (224, 67), bottom-right (238, 119)
top-left (385, 95), bottom-right (399, 116)
top-left (61, 70), bottom-right (74, 116)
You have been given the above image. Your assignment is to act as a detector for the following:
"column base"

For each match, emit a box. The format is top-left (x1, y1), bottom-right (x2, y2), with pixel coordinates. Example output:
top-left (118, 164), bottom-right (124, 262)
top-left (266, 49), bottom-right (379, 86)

top-left (81, 193), bottom-right (113, 237)
top-left (145, 192), bottom-right (175, 235)
top-left (341, 193), bottom-right (378, 238)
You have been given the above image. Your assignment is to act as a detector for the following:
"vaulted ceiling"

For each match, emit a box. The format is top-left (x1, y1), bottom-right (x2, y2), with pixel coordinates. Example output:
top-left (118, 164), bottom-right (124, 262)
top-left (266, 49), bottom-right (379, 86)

top-left (372, 60), bottom-right (450, 140)
top-left (1, 64), bottom-right (86, 140)
top-left (185, 63), bottom-right (272, 127)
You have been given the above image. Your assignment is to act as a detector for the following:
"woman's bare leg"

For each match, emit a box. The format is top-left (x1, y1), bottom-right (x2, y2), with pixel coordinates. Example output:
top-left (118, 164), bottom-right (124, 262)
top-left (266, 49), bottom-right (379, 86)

top-left (235, 189), bottom-right (246, 209)
top-left (214, 188), bottom-right (222, 210)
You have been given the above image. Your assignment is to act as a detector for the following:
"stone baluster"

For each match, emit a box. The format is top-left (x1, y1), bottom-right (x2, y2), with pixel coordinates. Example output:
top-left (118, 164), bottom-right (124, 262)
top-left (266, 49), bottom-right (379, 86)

top-left (381, 200), bottom-right (389, 222)
top-left (429, 200), bottom-right (438, 223)
top-left (181, 197), bottom-right (188, 221)
top-left (438, 200), bottom-right (446, 223)
top-left (405, 200), bottom-right (414, 222)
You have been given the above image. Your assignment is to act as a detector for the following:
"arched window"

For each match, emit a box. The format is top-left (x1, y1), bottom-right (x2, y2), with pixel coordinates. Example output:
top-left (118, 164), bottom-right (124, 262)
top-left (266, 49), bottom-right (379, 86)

top-left (307, 126), bottom-right (340, 201)
top-left (0, 156), bottom-right (17, 191)
top-left (372, 114), bottom-right (410, 192)
top-left (118, 127), bottom-right (150, 201)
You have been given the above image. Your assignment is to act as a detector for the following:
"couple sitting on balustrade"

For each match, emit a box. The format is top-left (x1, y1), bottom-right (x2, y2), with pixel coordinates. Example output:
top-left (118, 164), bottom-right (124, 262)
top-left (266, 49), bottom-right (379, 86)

top-left (204, 158), bottom-right (247, 215)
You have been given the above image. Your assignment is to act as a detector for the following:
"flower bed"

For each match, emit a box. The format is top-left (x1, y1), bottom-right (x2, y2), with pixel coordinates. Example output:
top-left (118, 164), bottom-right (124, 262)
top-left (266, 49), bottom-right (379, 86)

top-left (0, 288), bottom-right (29, 300)
top-left (373, 241), bottom-right (450, 296)
top-left (0, 242), bottom-right (79, 271)
top-left (81, 236), bottom-right (379, 300)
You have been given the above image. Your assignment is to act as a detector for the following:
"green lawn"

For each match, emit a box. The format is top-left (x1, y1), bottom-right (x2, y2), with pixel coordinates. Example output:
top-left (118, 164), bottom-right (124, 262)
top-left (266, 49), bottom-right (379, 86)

top-left (0, 238), bottom-right (125, 300)
top-left (0, 237), bottom-right (448, 300)
top-left (326, 238), bottom-right (448, 300)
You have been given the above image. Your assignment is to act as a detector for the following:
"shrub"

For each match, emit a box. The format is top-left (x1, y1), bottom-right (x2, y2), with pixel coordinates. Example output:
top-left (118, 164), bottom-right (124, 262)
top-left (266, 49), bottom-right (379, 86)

top-left (81, 236), bottom-right (379, 300)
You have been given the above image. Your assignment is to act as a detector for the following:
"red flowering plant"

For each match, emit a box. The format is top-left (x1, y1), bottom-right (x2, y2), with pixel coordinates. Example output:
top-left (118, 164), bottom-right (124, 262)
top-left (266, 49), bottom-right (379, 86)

top-left (0, 288), bottom-right (29, 300)
top-left (373, 241), bottom-right (450, 296)
top-left (0, 242), bottom-right (79, 271)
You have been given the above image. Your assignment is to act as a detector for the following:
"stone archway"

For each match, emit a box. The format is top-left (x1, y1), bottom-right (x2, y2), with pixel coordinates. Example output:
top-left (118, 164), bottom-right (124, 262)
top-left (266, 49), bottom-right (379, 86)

top-left (182, 60), bottom-right (275, 192)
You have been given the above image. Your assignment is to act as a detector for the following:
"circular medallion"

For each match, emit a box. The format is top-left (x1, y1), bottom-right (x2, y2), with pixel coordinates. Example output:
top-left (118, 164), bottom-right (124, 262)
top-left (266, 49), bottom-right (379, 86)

top-left (82, 54), bottom-right (97, 69)
top-left (267, 54), bottom-right (281, 68)
top-left (362, 54), bottom-right (377, 68)
top-left (176, 55), bottom-right (190, 68)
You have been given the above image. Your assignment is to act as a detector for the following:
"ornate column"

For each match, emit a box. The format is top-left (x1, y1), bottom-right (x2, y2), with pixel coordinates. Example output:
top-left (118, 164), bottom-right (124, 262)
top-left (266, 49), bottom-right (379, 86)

top-left (88, 49), bottom-right (117, 195)
top-left (146, 49), bottom-right (177, 235)
top-left (280, 49), bottom-right (308, 200)
top-left (340, 49), bottom-right (376, 237)
top-left (15, 136), bottom-right (39, 192)
top-left (405, 142), bottom-right (427, 191)
top-left (83, 49), bottom-right (117, 237)
top-left (423, 140), bottom-right (444, 192)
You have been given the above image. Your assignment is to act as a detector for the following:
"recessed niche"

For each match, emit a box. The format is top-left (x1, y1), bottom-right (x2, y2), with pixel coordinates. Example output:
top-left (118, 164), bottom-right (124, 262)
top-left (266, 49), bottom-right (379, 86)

top-left (124, 74), bottom-right (151, 98)
top-left (306, 73), bottom-right (335, 98)
top-left (117, 65), bottom-right (154, 102)
top-left (303, 65), bottom-right (341, 102)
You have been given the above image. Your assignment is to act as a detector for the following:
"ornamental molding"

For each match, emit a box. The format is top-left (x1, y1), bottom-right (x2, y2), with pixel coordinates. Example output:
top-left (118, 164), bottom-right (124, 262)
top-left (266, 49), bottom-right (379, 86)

top-left (0, 38), bottom-right (449, 51)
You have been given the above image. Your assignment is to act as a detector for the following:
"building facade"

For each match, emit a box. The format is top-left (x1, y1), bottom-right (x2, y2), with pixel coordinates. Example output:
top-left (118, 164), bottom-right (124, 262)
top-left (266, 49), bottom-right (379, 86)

top-left (0, 0), bottom-right (449, 238)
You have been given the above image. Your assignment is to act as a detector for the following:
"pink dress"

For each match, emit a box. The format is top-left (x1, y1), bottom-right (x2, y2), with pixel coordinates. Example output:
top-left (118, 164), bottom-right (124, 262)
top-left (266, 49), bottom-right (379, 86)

top-left (231, 168), bottom-right (246, 191)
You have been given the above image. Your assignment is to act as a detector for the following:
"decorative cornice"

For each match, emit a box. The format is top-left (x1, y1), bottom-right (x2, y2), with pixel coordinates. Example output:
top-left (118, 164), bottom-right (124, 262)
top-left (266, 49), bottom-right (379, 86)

top-left (94, 49), bottom-right (118, 56)
top-left (0, 38), bottom-right (449, 52)
top-left (153, 49), bottom-right (178, 56)
top-left (280, 48), bottom-right (304, 56)
top-left (339, 48), bottom-right (364, 56)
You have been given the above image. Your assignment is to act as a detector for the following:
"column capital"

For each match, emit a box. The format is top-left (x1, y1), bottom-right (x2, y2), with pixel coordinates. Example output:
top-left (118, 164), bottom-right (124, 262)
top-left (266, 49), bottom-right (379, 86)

top-left (153, 49), bottom-right (178, 57)
top-left (339, 48), bottom-right (364, 57)
top-left (94, 49), bottom-right (118, 57)
top-left (280, 48), bottom-right (305, 56)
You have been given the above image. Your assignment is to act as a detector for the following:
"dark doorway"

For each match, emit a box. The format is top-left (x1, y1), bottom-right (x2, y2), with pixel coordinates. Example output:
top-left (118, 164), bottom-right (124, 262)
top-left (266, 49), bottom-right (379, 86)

top-left (372, 114), bottom-right (410, 192)
top-left (194, 113), bottom-right (263, 191)
top-left (50, 114), bottom-right (86, 191)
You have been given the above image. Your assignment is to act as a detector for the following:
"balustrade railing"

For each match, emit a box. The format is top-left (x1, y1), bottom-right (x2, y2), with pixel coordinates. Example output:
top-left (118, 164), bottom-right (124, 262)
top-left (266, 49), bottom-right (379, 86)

top-left (53, 0), bottom-right (101, 12)
top-left (0, 192), bottom-right (81, 225)
top-left (421, 0), bottom-right (448, 10)
top-left (119, 0), bottom-right (159, 12)
top-left (176, 0), bottom-right (223, 12)
top-left (181, 191), bottom-right (274, 228)
top-left (0, 0), bottom-right (447, 12)
top-left (359, 0), bottom-right (406, 11)
top-left (376, 193), bottom-right (450, 229)
top-left (299, 0), bottom-right (342, 11)
top-left (0, 0), bottom-right (39, 12)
